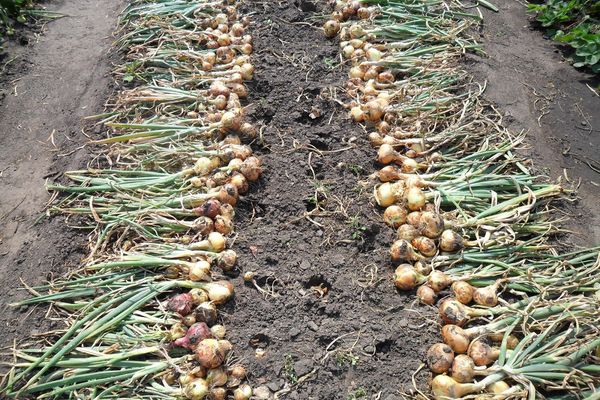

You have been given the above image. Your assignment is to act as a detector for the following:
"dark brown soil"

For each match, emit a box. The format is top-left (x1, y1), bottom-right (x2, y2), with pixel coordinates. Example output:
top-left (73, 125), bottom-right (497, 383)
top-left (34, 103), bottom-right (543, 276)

top-left (0, 0), bottom-right (123, 357)
top-left (471, 0), bottom-right (600, 244)
top-left (221, 2), bottom-right (436, 399)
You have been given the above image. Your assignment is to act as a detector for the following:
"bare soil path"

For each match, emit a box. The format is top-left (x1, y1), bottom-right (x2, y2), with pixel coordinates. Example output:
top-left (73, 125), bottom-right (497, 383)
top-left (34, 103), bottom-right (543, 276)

top-left (0, 0), bottom-right (123, 352)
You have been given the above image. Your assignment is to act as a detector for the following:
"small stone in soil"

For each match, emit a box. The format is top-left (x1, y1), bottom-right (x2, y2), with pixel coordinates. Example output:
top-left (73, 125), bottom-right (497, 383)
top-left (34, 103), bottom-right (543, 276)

top-left (307, 321), bottom-right (318, 331)
top-left (288, 327), bottom-right (301, 338)
top-left (253, 385), bottom-right (271, 399)
top-left (266, 380), bottom-right (282, 391)
top-left (294, 359), bottom-right (313, 376)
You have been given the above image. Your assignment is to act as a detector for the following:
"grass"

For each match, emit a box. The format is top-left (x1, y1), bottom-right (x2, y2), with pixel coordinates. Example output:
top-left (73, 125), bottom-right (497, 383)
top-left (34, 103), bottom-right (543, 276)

top-left (347, 387), bottom-right (368, 399)
top-left (283, 354), bottom-right (298, 385)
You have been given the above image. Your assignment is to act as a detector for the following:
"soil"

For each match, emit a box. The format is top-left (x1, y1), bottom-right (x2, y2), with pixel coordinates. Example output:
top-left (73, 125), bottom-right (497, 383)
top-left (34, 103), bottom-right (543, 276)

top-left (0, 0), bottom-right (123, 356)
top-left (471, 0), bottom-right (600, 244)
top-left (222, 2), bottom-right (436, 399)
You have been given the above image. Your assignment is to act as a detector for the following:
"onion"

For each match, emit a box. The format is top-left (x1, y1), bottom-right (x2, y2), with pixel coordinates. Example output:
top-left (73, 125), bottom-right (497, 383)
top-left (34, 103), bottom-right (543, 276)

top-left (390, 239), bottom-right (421, 262)
top-left (439, 298), bottom-right (470, 326)
top-left (416, 285), bottom-right (436, 305)
top-left (174, 322), bottom-right (213, 350)
top-left (217, 249), bottom-right (237, 272)
top-left (169, 322), bottom-right (187, 341)
top-left (377, 71), bottom-right (394, 83)
top-left (240, 63), bottom-right (254, 80)
top-left (342, 45), bottom-right (355, 59)
top-left (406, 211), bottom-right (422, 227)
top-left (451, 281), bottom-right (474, 305)
top-left (486, 380), bottom-right (510, 394)
top-left (210, 387), bottom-right (227, 400)
top-left (195, 302), bottom-right (218, 326)
top-left (220, 111), bottom-right (242, 132)
top-left (167, 293), bottom-right (194, 316)
top-left (240, 156), bottom-right (262, 181)
top-left (204, 280), bottom-right (234, 304)
top-left (378, 165), bottom-right (400, 182)
top-left (357, 7), bottom-right (371, 19)
top-left (431, 375), bottom-right (477, 399)
top-left (412, 236), bottom-right (437, 257)
top-left (366, 47), bottom-right (382, 61)
top-left (209, 80), bottom-right (230, 97)
top-left (183, 314), bottom-right (197, 327)
top-left (229, 364), bottom-right (247, 380)
top-left (364, 100), bottom-right (384, 123)
top-left (393, 264), bottom-right (426, 290)
top-left (190, 260), bottom-right (211, 282)
top-left (405, 187), bottom-right (426, 211)
top-left (427, 343), bottom-right (455, 373)
top-left (488, 333), bottom-right (518, 349)
top-left (220, 203), bottom-right (235, 220)
top-left (194, 157), bottom-right (214, 176)
top-left (468, 338), bottom-right (499, 366)
top-left (377, 121), bottom-right (391, 134)
top-left (428, 270), bottom-right (453, 292)
top-left (383, 205), bottom-right (407, 228)
top-left (240, 122), bottom-right (257, 138)
top-left (180, 372), bottom-right (195, 385)
top-left (233, 384), bottom-right (252, 400)
top-left (472, 282), bottom-right (500, 307)
top-left (439, 229), bottom-right (463, 253)
top-left (451, 354), bottom-right (477, 383)
top-left (323, 19), bottom-right (341, 38)
top-left (195, 339), bottom-right (227, 368)
top-left (215, 215), bottom-right (234, 235)
top-left (207, 231), bottom-right (226, 252)
top-left (184, 378), bottom-right (209, 400)
top-left (230, 22), bottom-right (244, 37)
top-left (418, 211), bottom-right (445, 238)
top-left (350, 106), bottom-right (365, 122)
top-left (374, 182), bottom-right (399, 207)
top-left (414, 261), bottom-right (432, 275)
top-left (211, 324), bottom-right (227, 339)
top-left (217, 183), bottom-right (238, 206)
top-left (190, 288), bottom-right (209, 305)
top-left (364, 67), bottom-right (379, 80)
top-left (207, 368), bottom-right (228, 387)
top-left (397, 224), bottom-right (419, 241)
top-left (377, 144), bottom-right (397, 164)
top-left (349, 66), bottom-right (364, 80)
top-left (441, 325), bottom-right (471, 354)
top-left (401, 158), bottom-right (418, 173)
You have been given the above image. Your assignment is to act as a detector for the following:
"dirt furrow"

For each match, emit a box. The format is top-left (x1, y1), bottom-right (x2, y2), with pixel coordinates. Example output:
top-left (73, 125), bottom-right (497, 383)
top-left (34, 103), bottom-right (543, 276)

top-left (221, 2), bottom-right (436, 399)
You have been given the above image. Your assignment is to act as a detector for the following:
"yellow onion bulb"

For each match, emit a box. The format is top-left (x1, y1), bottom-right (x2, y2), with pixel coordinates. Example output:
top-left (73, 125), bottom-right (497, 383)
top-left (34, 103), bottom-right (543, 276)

top-left (342, 44), bottom-right (355, 58)
top-left (418, 211), bottom-right (445, 238)
top-left (414, 260), bottom-right (432, 275)
top-left (214, 214), bottom-right (234, 236)
top-left (211, 324), bottom-right (227, 339)
top-left (401, 158), bottom-right (418, 173)
top-left (440, 229), bottom-right (463, 253)
top-left (240, 63), bottom-right (254, 80)
top-left (349, 65), bottom-right (365, 80)
top-left (323, 20), bottom-right (341, 38)
top-left (195, 339), bottom-right (226, 369)
top-left (218, 183), bottom-right (238, 206)
top-left (377, 144), bottom-right (397, 164)
top-left (203, 280), bottom-right (234, 305)
top-left (229, 174), bottom-right (248, 195)
top-left (468, 339), bottom-right (499, 366)
top-left (184, 378), bottom-right (209, 400)
top-left (390, 239), bottom-right (419, 262)
top-left (233, 384), bottom-right (252, 400)
top-left (210, 388), bottom-right (227, 400)
top-left (189, 260), bottom-right (211, 282)
top-left (416, 285), bottom-right (436, 305)
top-left (378, 165), bottom-right (400, 182)
top-left (472, 283), bottom-right (499, 307)
top-left (439, 298), bottom-right (470, 326)
top-left (194, 157), bottom-right (214, 176)
top-left (405, 186), bottom-right (426, 211)
top-left (427, 343), bottom-right (455, 374)
top-left (217, 249), bottom-right (237, 272)
top-left (240, 156), bottom-right (262, 181)
top-left (451, 281), bottom-right (474, 305)
top-left (364, 100), bottom-right (384, 123)
top-left (451, 354), bottom-right (476, 383)
top-left (375, 182), bottom-right (397, 207)
top-left (190, 288), bottom-right (209, 305)
top-left (366, 47), bottom-right (382, 61)
top-left (406, 211), bottom-right (421, 227)
top-left (393, 264), bottom-right (426, 290)
top-left (397, 224), bottom-right (419, 242)
top-left (364, 66), bottom-right (379, 80)
top-left (441, 325), bottom-right (471, 354)
top-left (428, 270), bottom-right (454, 293)
top-left (412, 236), bottom-right (437, 257)
top-left (486, 380), bottom-right (510, 394)
top-left (206, 368), bottom-right (228, 387)
top-left (350, 106), bottom-right (365, 122)
top-left (383, 205), bottom-right (407, 228)
top-left (207, 231), bottom-right (226, 252)
top-left (169, 322), bottom-right (187, 341)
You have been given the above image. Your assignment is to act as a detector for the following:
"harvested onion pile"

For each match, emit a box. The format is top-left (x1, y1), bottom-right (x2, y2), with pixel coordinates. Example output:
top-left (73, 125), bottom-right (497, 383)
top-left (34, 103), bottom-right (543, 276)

top-left (2, 1), bottom-right (260, 399)
top-left (324, 0), bottom-right (600, 398)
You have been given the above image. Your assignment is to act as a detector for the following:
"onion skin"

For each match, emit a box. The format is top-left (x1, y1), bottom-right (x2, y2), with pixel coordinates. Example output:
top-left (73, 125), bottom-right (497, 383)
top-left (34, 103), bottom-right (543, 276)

top-left (468, 338), bottom-right (500, 366)
top-left (416, 285), bottom-right (436, 305)
top-left (383, 205), bottom-right (407, 228)
top-left (450, 354), bottom-right (476, 383)
top-left (431, 375), bottom-right (477, 399)
top-left (195, 339), bottom-right (228, 369)
top-left (204, 280), bottom-right (234, 304)
top-left (439, 298), bottom-right (470, 326)
top-left (441, 325), bottom-right (471, 354)
top-left (393, 264), bottom-right (426, 290)
top-left (427, 343), bottom-right (455, 374)
top-left (390, 239), bottom-right (420, 262)
top-left (472, 283), bottom-right (499, 307)
top-left (486, 380), bottom-right (510, 394)
top-left (428, 270), bottom-right (454, 293)
top-left (397, 224), bottom-right (419, 241)
top-left (185, 378), bottom-right (209, 400)
top-left (412, 236), bottom-right (437, 257)
top-left (418, 211), bottom-right (445, 238)
top-left (167, 293), bottom-right (194, 316)
top-left (406, 211), bottom-right (422, 227)
top-left (451, 281), bottom-right (474, 305)
top-left (405, 186), bottom-right (426, 211)
top-left (440, 229), bottom-right (463, 253)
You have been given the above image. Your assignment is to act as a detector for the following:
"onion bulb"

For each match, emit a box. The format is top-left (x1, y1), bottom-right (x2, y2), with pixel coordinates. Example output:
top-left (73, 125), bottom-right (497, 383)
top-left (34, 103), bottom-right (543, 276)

top-left (378, 165), bottom-right (400, 182)
top-left (397, 224), bottom-right (419, 242)
top-left (211, 324), bottom-right (227, 339)
top-left (468, 338), bottom-right (499, 366)
top-left (418, 211), bottom-right (445, 238)
top-left (207, 368), bottom-right (228, 387)
top-left (210, 388), bottom-right (227, 400)
top-left (383, 205), bottom-right (407, 228)
top-left (441, 325), bottom-right (471, 353)
top-left (406, 211), bottom-right (421, 227)
top-left (440, 229), bottom-right (463, 253)
top-left (426, 343), bottom-right (455, 373)
top-left (472, 282), bottom-right (500, 307)
top-left (414, 261), bottom-right (432, 275)
top-left (486, 380), bottom-right (510, 394)
top-left (323, 20), bottom-right (340, 38)
top-left (203, 280), bottom-right (234, 304)
top-left (350, 106), bottom-right (365, 122)
top-left (167, 293), bottom-right (194, 316)
top-left (405, 186), bottom-right (426, 211)
top-left (169, 322), bottom-right (187, 341)
top-left (217, 183), bottom-right (238, 206)
top-left (195, 302), bottom-right (218, 326)
top-left (190, 288), bottom-right (209, 305)
top-left (431, 375), bottom-right (478, 399)
top-left (240, 156), bottom-right (262, 181)
top-left (233, 384), bottom-right (252, 400)
top-left (428, 270), bottom-right (454, 293)
top-left (439, 298), bottom-right (471, 326)
top-left (207, 231), bottom-right (226, 252)
top-left (416, 285), bottom-right (436, 305)
top-left (215, 215), bottom-right (234, 236)
top-left (217, 249), bottom-right (237, 272)
top-left (450, 354), bottom-right (477, 383)
top-left (189, 260), bottom-right (211, 282)
top-left (375, 182), bottom-right (401, 207)
top-left (174, 322), bottom-right (213, 350)
top-left (393, 264), bottom-right (426, 290)
top-left (412, 236), bottom-right (437, 257)
top-left (195, 339), bottom-right (228, 369)
top-left (390, 239), bottom-right (421, 262)
top-left (194, 199), bottom-right (222, 219)
top-left (184, 378), bottom-right (209, 400)
top-left (451, 281), bottom-right (474, 305)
